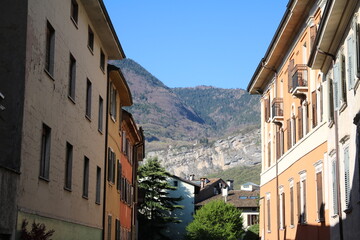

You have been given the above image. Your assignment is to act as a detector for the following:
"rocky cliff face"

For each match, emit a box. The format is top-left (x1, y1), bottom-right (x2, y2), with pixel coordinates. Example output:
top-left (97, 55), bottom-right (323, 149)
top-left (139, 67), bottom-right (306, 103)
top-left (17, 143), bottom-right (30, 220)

top-left (147, 127), bottom-right (261, 178)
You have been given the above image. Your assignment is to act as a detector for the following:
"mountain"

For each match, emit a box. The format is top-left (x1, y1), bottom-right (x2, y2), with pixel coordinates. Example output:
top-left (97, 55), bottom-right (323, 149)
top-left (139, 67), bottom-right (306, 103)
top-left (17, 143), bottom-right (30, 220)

top-left (110, 59), bottom-right (261, 179)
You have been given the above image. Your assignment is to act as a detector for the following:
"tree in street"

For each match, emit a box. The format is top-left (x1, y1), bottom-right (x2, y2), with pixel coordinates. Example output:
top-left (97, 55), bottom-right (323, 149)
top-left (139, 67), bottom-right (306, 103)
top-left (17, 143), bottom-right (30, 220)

top-left (186, 200), bottom-right (244, 240)
top-left (137, 157), bottom-right (183, 240)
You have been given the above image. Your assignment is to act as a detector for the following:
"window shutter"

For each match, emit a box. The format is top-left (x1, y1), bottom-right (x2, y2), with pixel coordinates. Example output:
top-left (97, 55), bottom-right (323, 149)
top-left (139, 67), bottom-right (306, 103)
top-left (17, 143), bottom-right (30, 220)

top-left (340, 54), bottom-right (347, 103)
top-left (332, 161), bottom-right (339, 215)
top-left (107, 148), bottom-right (112, 182)
top-left (312, 91), bottom-right (317, 128)
top-left (122, 131), bottom-right (126, 153)
top-left (316, 172), bottom-right (324, 220)
top-left (287, 119), bottom-right (291, 150)
top-left (303, 179), bottom-right (306, 223)
top-left (329, 79), bottom-right (335, 121)
top-left (347, 34), bottom-right (355, 89)
top-left (267, 198), bottom-right (271, 231)
top-left (333, 63), bottom-right (340, 110)
top-left (292, 117), bottom-right (296, 145)
top-left (290, 186), bottom-right (294, 226)
top-left (344, 147), bottom-right (351, 209)
top-left (297, 182), bottom-right (301, 223)
top-left (310, 25), bottom-right (317, 49)
top-left (356, 23), bottom-right (360, 78)
top-left (298, 106), bottom-right (303, 139)
top-left (288, 59), bottom-right (295, 92)
top-left (282, 193), bottom-right (285, 229)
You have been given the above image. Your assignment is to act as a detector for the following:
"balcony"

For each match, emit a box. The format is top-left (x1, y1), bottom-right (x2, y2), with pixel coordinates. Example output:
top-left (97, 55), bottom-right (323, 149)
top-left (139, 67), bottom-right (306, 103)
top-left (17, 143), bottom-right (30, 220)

top-left (271, 98), bottom-right (284, 123)
top-left (288, 64), bottom-right (308, 97)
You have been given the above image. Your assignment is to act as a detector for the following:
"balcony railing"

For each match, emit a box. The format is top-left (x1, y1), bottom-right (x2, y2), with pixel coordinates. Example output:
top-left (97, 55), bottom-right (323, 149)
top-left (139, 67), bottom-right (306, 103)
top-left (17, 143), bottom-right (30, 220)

top-left (271, 98), bottom-right (284, 123)
top-left (288, 64), bottom-right (308, 96)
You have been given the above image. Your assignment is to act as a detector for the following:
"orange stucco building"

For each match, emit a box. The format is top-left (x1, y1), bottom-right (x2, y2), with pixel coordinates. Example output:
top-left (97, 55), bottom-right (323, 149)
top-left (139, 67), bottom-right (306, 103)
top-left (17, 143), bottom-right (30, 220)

top-left (105, 65), bottom-right (144, 240)
top-left (247, 1), bottom-right (330, 239)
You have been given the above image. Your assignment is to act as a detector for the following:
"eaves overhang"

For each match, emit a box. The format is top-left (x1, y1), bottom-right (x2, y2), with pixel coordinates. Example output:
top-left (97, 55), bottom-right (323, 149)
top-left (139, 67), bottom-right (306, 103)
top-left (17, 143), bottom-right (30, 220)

top-left (247, 0), bottom-right (316, 94)
top-left (308, 0), bottom-right (358, 71)
top-left (122, 110), bottom-right (142, 143)
top-left (108, 64), bottom-right (133, 106)
top-left (80, 0), bottom-right (126, 59)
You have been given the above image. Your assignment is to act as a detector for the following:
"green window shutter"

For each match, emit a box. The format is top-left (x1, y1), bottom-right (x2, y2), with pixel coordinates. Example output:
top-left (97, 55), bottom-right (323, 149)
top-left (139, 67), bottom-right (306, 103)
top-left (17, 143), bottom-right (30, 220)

top-left (332, 161), bottom-right (339, 215)
top-left (347, 34), bottom-right (355, 89)
top-left (333, 63), bottom-right (340, 110)
top-left (344, 147), bottom-right (350, 209)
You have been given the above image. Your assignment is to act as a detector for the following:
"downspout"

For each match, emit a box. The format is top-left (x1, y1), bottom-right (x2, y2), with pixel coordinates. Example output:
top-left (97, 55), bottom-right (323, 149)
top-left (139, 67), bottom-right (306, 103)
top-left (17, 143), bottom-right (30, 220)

top-left (103, 67), bottom-right (111, 240)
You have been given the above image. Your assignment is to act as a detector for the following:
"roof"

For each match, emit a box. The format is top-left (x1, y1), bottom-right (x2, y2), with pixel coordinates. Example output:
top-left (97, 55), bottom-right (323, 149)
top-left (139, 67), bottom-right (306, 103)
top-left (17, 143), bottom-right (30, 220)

top-left (122, 110), bottom-right (143, 145)
top-left (308, 0), bottom-right (358, 71)
top-left (108, 64), bottom-right (132, 106)
top-left (170, 175), bottom-right (201, 188)
top-left (196, 190), bottom-right (260, 208)
top-left (80, 0), bottom-right (125, 59)
top-left (247, 0), bottom-right (317, 94)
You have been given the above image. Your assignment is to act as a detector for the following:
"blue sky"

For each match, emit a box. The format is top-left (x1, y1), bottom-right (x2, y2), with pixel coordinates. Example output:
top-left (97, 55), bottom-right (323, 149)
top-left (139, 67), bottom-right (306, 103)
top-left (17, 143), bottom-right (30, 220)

top-left (103, 0), bottom-right (288, 89)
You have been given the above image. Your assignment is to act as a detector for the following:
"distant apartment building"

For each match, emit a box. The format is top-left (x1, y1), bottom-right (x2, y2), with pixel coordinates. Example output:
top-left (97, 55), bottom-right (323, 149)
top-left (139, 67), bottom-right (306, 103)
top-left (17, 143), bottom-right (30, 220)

top-left (308, 0), bottom-right (360, 239)
top-left (0, 0), bottom-right (143, 239)
top-left (247, 1), bottom-right (330, 239)
top-left (163, 175), bottom-right (200, 240)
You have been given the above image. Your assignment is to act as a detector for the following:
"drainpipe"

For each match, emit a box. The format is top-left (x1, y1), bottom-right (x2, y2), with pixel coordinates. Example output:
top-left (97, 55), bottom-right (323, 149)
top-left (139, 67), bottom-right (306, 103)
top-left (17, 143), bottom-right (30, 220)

top-left (102, 67), bottom-right (111, 240)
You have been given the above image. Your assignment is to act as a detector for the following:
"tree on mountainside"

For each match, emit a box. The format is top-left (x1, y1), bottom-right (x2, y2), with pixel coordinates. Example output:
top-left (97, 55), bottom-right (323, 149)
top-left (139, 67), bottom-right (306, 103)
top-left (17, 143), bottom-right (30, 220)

top-left (186, 200), bottom-right (244, 240)
top-left (137, 157), bottom-right (183, 240)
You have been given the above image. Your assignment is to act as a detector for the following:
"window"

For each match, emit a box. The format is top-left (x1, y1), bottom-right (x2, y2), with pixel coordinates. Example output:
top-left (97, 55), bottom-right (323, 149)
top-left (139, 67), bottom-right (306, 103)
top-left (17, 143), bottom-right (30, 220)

top-left (100, 49), bottom-right (105, 71)
top-left (276, 126), bottom-right (284, 159)
top-left (291, 116), bottom-right (296, 146)
top-left (173, 180), bottom-right (178, 187)
top-left (107, 215), bottom-right (112, 240)
top-left (70, 0), bottom-right (78, 25)
top-left (290, 184), bottom-right (294, 226)
top-left (335, 52), bottom-right (347, 109)
top-left (96, 166), bottom-right (101, 204)
top-left (332, 159), bottom-right (339, 215)
top-left (88, 26), bottom-right (94, 52)
top-left (122, 131), bottom-right (127, 154)
top-left (279, 189), bottom-right (285, 229)
top-left (86, 79), bottom-right (92, 118)
top-left (64, 142), bottom-right (73, 190)
top-left (110, 84), bottom-right (117, 120)
top-left (287, 119), bottom-right (292, 150)
top-left (98, 96), bottom-right (103, 132)
top-left (298, 106), bottom-right (303, 140)
top-left (45, 21), bottom-right (55, 76)
top-left (264, 98), bottom-right (270, 121)
top-left (297, 181), bottom-right (301, 223)
top-left (107, 148), bottom-right (115, 183)
top-left (83, 156), bottom-right (89, 198)
top-left (356, 23), bottom-right (360, 78)
top-left (267, 141), bottom-right (271, 167)
top-left (300, 174), bottom-right (307, 224)
top-left (329, 78), bottom-right (335, 122)
top-left (344, 146), bottom-right (351, 210)
top-left (40, 123), bottom-right (51, 180)
top-left (267, 194), bottom-right (271, 232)
top-left (115, 219), bottom-right (120, 240)
top-left (316, 171), bottom-right (324, 221)
top-left (247, 215), bottom-right (259, 226)
top-left (68, 53), bottom-right (76, 101)
top-left (117, 160), bottom-right (122, 191)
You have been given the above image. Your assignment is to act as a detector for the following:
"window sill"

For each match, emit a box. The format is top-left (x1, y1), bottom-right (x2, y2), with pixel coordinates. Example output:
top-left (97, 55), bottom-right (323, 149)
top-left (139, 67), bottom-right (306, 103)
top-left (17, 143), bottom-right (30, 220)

top-left (82, 195), bottom-right (89, 200)
top-left (70, 17), bottom-right (78, 29)
top-left (64, 187), bottom-right (72, 192)
top-left (68, 95), bottom-right (76, 104)
top-left (328, 120), bottom-right (334, 128)
top-left (44, 69), bottom-right (55, 81)
top-left (98, 128), bottom-right (103, 135)
top-left (344, 207), bottom-right (352, 214)
top-left (339, 102), bottom-right (347, 113)
top-left (95, 201), bottom-right (101, 205)
top-left (111, 116), bottom-right (116, 123)
top-left (354, 78), bottom-right (360, 94)
top-left (85, 115), bottom-right (91, 122)
top-left (100, 66), bottom-right (105, 74)
top-left (279, 228), bottom-right (285, 231)
top-left (331, 214), bottom-right (339, 218)
top-left (88, 45), bottom-right (94, 55)
top-left (39, 176), bottom-right (50, 182)
top-left (289, 225), bottom-right (295, 229)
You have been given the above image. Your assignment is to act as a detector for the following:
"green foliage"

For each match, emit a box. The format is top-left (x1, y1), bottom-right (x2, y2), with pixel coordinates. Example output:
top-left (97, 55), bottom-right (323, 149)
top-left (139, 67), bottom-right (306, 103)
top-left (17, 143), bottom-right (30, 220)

top-left (138, 157), bottom-right (183, 240)
top-left (206, 165), bottom-right (261, 189)
top-left (244, 224), bottom-right (259, 240)
top-left (21, 219), bottom-right (55, 240)
top-left (186, 200), bottom-right (244, 240)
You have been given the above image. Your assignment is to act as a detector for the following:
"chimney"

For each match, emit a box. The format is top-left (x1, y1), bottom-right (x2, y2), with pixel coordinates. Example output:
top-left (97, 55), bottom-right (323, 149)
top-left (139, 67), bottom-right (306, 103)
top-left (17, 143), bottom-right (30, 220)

top-left (200, 178), bottom-right (206, 189)
top-left (189, 174), bottom-right (195, 181)
top-left (227, 179), bottom-right (234, 190)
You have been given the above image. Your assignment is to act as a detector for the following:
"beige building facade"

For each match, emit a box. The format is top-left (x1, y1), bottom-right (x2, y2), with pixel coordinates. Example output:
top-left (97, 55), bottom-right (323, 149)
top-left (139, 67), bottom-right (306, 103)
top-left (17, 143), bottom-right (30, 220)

top-left (0, 0), bottom-right (126, 239)
top-left (309, 0), bottom-right (360, 239)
